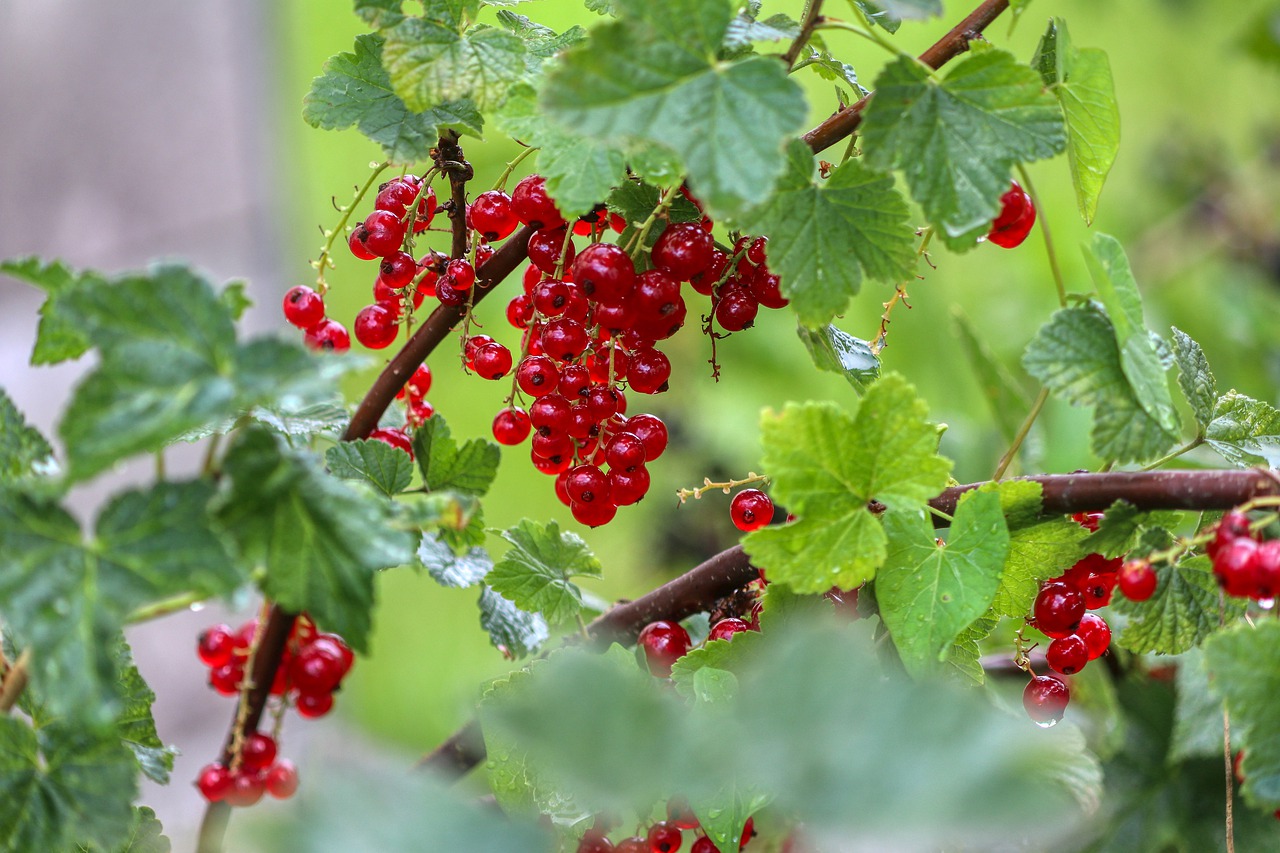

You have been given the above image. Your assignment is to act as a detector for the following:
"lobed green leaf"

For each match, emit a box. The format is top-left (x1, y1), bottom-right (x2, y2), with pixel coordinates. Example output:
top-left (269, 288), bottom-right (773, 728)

top-left (486, 520), bottom-right (602, 625)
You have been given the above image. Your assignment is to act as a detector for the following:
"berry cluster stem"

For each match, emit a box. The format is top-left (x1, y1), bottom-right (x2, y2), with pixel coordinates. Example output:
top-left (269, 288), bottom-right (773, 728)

top-left (624, 183), bottom-right (683, 258)
top-left (675, 473), bottom-right (770, 504)
top-left (869, 227), bottom-right (932, 355)
top-left (782, 0), bottom-right (826, 70)
top-left (312, 160), bottom-right (392, 295)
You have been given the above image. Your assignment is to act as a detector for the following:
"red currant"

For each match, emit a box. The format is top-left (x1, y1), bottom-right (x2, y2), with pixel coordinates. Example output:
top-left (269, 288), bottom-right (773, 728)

top-left (1076, 613), bottom-right (1111, 660)
top-left (572, 242), bottom-right (636, 304)
top-left (303, 319), bottom-right (351, 353)
top-left (362, 210), bottom-right (407, 258)
top-left (1117, 560), bottom-right (1158, 602)
top-left (282, 286), bottom-right (325, 330)
top-left (527, 227), bottom-right (575, 274)
top-left (511, 174), bottom-right (565, 229)
top-left (472, 342), bottom-right (513, 379)
top-left (1213, 537), bottom-right (1260, 598)
top-left (987, 181), bottom-right (1036, 249)
top-left (296, 691), bottom-right (334, 719)
top-left (353, 303), bottom-right (398, 349)
top-left (708, 618), bottom-right (751, 642)
top-left (1046, 635), bottom-right (1088, 675)
top-left (729, 490), bottom-right (774, 532)
top-left (225, 770), bottom-right (266, 808)
top-left (690, 839), bottom-right (719, 853)
top-left (571, 498), bottom-right (618, 527)
top-left (397, 364), bottom-right (432, 402)
top-left (492, 408), bottom-right (532, 445)
top-left (446, 258), bottom-right (476, 291)
top-left (1022, 674), bottom-right (1069, 725)
top-left (240, 732), bottom-right (277, 772)
top-left (624, 414), bottom-right (668, 459)
top-left (368, 426), bottom-right (413, 459)
top-left (197, 763), bottom-right (234, 802)
top-left (652, 222), bottom-right (714, 281)
top-left (517, 355), bottom-right (561, 397)
top-left (265, 759), bottom-right (299, 799)
top-left (470, 190), bottom-right (519, 241)
top-left (648, 821), bottom-right (683, 853)
top-left (609, 466), bottom-right (651, 506)
top-left (637, 620), bottom-right (692, 676)
top-left (348, 226), bottom-right (378, 260)
top-left (197, 624), bottom-right (236, 668)
top-left (627, 349), bottom-right (672, 394)
top-left (715, 287), bottom-right (759, 332)
top-left (1033, 581), bottom-right (1086, 636)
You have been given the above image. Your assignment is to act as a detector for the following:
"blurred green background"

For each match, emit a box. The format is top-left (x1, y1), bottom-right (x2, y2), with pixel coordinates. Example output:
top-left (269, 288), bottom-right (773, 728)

top-left (273, 0), bottom-right (1280, 761)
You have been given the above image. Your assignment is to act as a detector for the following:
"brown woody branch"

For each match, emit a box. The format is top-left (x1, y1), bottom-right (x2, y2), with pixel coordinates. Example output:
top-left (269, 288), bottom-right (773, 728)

top-left (782, 0), bottom-right (826, 70)
top-left (418, 467), bottom-right (1280, 779)
top-left (801, 0), bottom-right (1010, 154)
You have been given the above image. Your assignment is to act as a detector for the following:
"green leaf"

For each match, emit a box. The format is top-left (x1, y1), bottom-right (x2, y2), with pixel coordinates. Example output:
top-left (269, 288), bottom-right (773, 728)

top-left (851, 1), bottom-right (901, 33)
top-left (0, 717), bottom-right (137, 852)
top-left (0, 482), bottom-right (242, 724)
top-left (946, 613), bottom-right (998, 685)
top-left (0, 256), bottom-right (103, 365)
top-left (1032, 19), bottom-right (1119, 224)
top-left (81, 806), bottom-right (172, 853)
top-left (1023, 304), bottom-right (1180, 464)
top-left (1112, 557), bottom-right (1244, 655)
top-left (493, 85), bottom-right (627, 217)
top-left (989, 481), bottom-right (1086, 618)
top-left (796, 324), bottom-right (881, 395)
top-left (744, 374), bottom-right (952, 593)
top-left (1204, 620), bottom-right (1280, 809)
top-left (1205, 391), bottom-right (1280, 468)
top-left (214, 427), bottom-right (415, 652)
top-left (737, 140), bottom-right (916, 327)
top-left (325, 439), bottom-right (414, 496)
top-left (861, 48), bottom-right (1066, 248)
top-left (952, 308), bottom-right (1033, 444)
top-left (412, 415), bottom-right (501, 496)
top-left (303, 34), bottom-right (482, 162)
top-left (417, 532), bottom-right (492, 587)
top-left (1171, 327), bottom-right (1217, 433)
top-left (496, 11), bottom-right (587, 68)
top-left (252, 400), bottom-right (351, 440)
top-left (1084, 234), bottom-right (1180, 436)
top-left (0, 386), bottom-right (57, 482)
top-left (56, 264), bottom-right (339, 481)
top-left (1170, 649), bottom-right (1227, 763)
top-left (478, 585), bottom-right (549, 658)
top-left (382, 19), bottom-right (527, 113)
top-left (724, 10), bottom-right (798, 52)
top-left (1239, 4), bottom-right (1280, 71)
top-left (486, 520), bottom-right (602, 624)
top-left (542, 0), bottom-right (807, 217)
top-left (219, 280), bottom-right (252, 320)
top-left (114, 641), bottom-right (176, 786)
top-left (604, 180), bottom-right (702, 229)
top-left (354, 0), bottom-right (407, 29)
top-left (876, 490), bottom-right (1009, 678)
top-left (864, 0), bottom-right (941, 20)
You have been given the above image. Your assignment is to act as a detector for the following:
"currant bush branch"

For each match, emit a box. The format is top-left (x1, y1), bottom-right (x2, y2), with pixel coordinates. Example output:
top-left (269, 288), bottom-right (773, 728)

top-left (782, 0), bottom-right (826, 70)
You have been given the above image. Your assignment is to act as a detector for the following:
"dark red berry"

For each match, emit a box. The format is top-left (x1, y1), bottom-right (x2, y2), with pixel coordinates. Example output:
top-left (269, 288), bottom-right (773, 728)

top-left (709, 618), bottom-right (751, 642)
top-left (197, 763), bottom-right (234, 802)
top-left (605, 432), bottom-right (647, 470)
top-left (225, 770), bottom-right (266, 808)
top-left (517, 355), bottom-right (560, 397)
top-left (198, 624), bottom-right (236, 668)
top-left (1076, 613), bottom-right (1111, 660)
top-left (470, 190), bottom-right (519, 241)
top-left (527, 227), bottom-right (575, 274)
top-left (354, 303), bottom-right (398, 349)
top-left (624, 414), bottom-right (668, 460)
top-left (1210, 511), bottom-right (1253, 560)
top-left (1214, 537), bottom-right (1260, 598)
top-left (715, 287), bottom-right (759, 332)
top-left (240, 732), bottom-right (278, 772)
top-left (987, 182), bottom-right (1036, 249)
top-left (690, 839), bottom-right (719, 853)
top-left (472, 342), bottom-right (513, 379)
top-left (627, 348), bottom-right (672, 394)
top-left (1022, 674), bottom-right (1070, 725)
top-left (362, 210), bottom-right (407, 257)
top-left (1118, 560), bottom-right (1158, 602)
top-left (289, 645), bottom-right (345, 695)
top-left (303, 319), bottom-right (351, 353)
top-left (652, 222), bottom-right (714, 281)
top-left (511, 174), bottom-right (565, 229)
top-left (566, 464), bottom-right (610, 505)
top-left (265, 759), bottom-right (299, 799)
top-left (379, 251), bottom-right (417, 289)
top-left (282, 286), bottom-right (326, 329)
top-left (633, 270), bottom-right (683, 318)
top-left (571, 242), bottom-right (636, 304)
top-left (1046, 635), bottom-right (1089, 675)
top-left (609, 466), bottom-right (651, 506)
top-left (507, 293), bottom-right (534, 328)
top-left (296, 691), bottom-right (334, 718)
top-left (1033, 581), bottom-right (1086, 636)
top-left (541, 318), bottom-right (590, 363)
top-left (492, 408), bottom-right (531, 445)
top-left (348, 227), bottom-right (378, 261)
top-left (209, 663), bottom-right (244, 696)
top-left (748, 266), bottom-right (788, 309)
top-left (637, 620), bottom-right (692, 676)
top-left (368, 426), bottom-right (413, 459)
top-left (730, 489), bottom-right (774, 532)
top-left (648, 821), bottom-right (683, 853)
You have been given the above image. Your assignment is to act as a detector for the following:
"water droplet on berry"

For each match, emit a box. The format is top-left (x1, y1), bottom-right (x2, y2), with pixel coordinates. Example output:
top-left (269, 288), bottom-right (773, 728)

top-left (1033, 718), bottom-right (1059, 729)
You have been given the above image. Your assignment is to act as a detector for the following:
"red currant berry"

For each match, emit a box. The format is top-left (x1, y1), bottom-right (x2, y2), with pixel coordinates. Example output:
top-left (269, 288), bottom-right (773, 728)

top-left (303, 319), bottom-right (351, 353)
top-left (362, 210), bottom-right (407, 258)
top-left (578, 831), bottom-right (617, 853)
top-left (605, 432), bottom-right (647, 470)
top-left (348, 226), bottom-right (378, 261)
top-left (709, 618), bottom-right (751, 642)
top-left (609, 466), bottom-right (651, 506)
top-left (748, 267), bottom-right (788, 310)
top-left (1046, 635), bottom-right (1089, 675)
top-left (528, 227), bottom-right (575, 274)
top-left (374, 177), bottom-right (419, 217)
top-left (987, 182), bottom-right (1036, 249)
top-left (571, 498), bottom-right (617, 527)
top-left (541, 318), bottom-right (590, 363)
top-left (1033, 581), bottom-right (1086, 636)
top-left (209, 663), bottom-right (244, 696)
top-left (730, 489), bottom-right (774, 532)
top-left (473, 342), bottom-right (513, 379)
top-left (637, 620), bottom-right (692, 677)
top-left (566, 464), bottom-right (610, 505)
top-left (572, 242), bottom-right (636, 304)
top-left (627, 349), bottom-right (672, 395)
top-left (378, 251), bottom-right (417, 290)
top-left (624, 414), bottom-right (668, 460)
top-left (690, 839), bottom-right (719, 853)
top-left (446, 258), bottom-right (476, 291)
top-left (197, 763), bottom-right (234, 802)
top-left (296, 691), bottom-right (334, 719)
top-left (406, 399), bottom-right (435, 426)
top-left (240, 732), bottom-right (278, 772)
top-left (470, 190), bottom-right (519, 241)
top-left (689, 249), bottom-right (728, 296)
top-left (648, 821), bottom-right (683, 853)
top-left (739, 817), bottom-right (755, 849)
top-left (1022, 674), bottom-right (1070, 726)
top-left (715, 287), bottom-right (759, 332)
top-left (652, 222), bottom-right (714, 281)
top-left (507, 293), bottom-right (534, 329)
top-left (1254, 539), bottom-right (1280, 600)
top-left (368, 426), bottom-right (413, 459)
top-left (530, 394), bottom-right (572, 434)
top-left (1214, 537), bottom-right (1260, 598)
top-left (289, 645), bottom-right (345, 695)
top-left (633, 270), bottom-right (683, 318)
top-left (517, 355), bottom-right (560, 397)
top-left (511, 174), bottom-right (565, 229)
top-left (492, 408), bottom-right (532, 445)
top-left (1118, 560), bottom-right (1158, 602)
top-left (353, 304), bottom-right (398, 349)
top-left (225, 770), bottom-right (266, 808)
top-left (197, 624), bottom-right (236, 668)
top-left (1071, 511), bottom-right (1105, 532)
top-left (1076, 613), bottom-right (1111, 660)
top-left (265, 759), bottom-right (299, 799)
top-left (667, 797), bottom-right (700, 831)
top-left (282, 286), bottom-right (325, 330)
top-left (1209, 511), bottom-right (1253, 559)
top-left (397, 364), bottom-right (432, 402)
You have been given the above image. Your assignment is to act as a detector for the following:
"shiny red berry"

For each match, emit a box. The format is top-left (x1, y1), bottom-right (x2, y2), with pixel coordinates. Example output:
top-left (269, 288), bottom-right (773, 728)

top-left (197, 624), bottom-right (236, 668)
top-left (197, 763), bottom-right (234, 802)
top-left (492, 407), bottom-right (532, 445)
top-left (709, 618), bottom-right (751, 642)
top-left (652, 222), bottom-right (714, 281)
top-left (1033, 581), bottom-right (1086, 636)
top-left (282, 286), bottom-right (326, 329)
top-left (730, 490), bottom-right (774, 532)
top-left (987, 181), bottom-right (1036, 249)
top-left (265, 759), bottom-right (299, 799)
top-left (624, 414), bottom-right (668, 460)
top-left (472, 342), bottom-right (513, 379)
top-left (572, 242), bottom-right (636, 304)
top-left (637, 620), bottom-right (692, 676)
top-left (303, 319), bottom-right (351, 353)
top-left (648, 821), bottom-right (683, 853)
top-left (471, 190), bottom-right (519, 241)
top-left (240, 732), bottom-right (277, 772)
top-left (511, 174), bottom-right (565, 229)
top-left (1022, 674), bottom-right (1069, 725)
top-left (354, 303), bottom-right (398, 349)
top-left (1118, 561), bottom-right (1158, 602)
top-left (1046, 635), bottom-right (1088, 675)
top-left (1076, 613), bottom-right (1111, 660)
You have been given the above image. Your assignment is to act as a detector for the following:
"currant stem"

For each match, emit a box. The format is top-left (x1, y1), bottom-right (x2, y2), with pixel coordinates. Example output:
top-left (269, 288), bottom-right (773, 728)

top-left (816, 19), bottom-right (914, 62)
top-left (675, 473), bottom-right (770, 504)
top-left (624, 183), bottom-right (683, 258)
top-left (869, 228), bottom-right (932, 355)
top-left (1140, 436), bottom-right (1206, 471)
top-left (782, 0), bottom-right (826, 70)
top-left (492, 145), bottom-right (537, 191)
top-left (1015, 165), bottom-right (1067, 308)
top-left (125, 591), bottom-right (208, 625)
top-left (312, 160), bottom-right (391, 295)
top-left (992, 386), bottom-right (1049, 480)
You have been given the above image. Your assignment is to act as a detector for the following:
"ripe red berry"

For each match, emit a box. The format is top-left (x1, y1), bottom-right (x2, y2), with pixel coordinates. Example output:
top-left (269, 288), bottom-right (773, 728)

top-left (605, 432), bottom-right (647, 470)
top-left (730, 490), bottom-right (774, 532)
top-left (379, 251), bottom-right (417, 290)
top-left (397, 364), bottom-right (432, 402)
top-left (282, 286), bottom-right (326, 329)
top-left (1214, 537), bottom-right (1260, 598)
top-left (492, 407), bottom-right (532, 445)
top-left (225, 770), bottom-right (266, 808)
top-left (648, 821), bottom-right (683, 853)
top-left (1118, 560), bottom-right (1158, 602)
top-left (240, 732), bottom-right (278, 772)
top-left (624, 414), bottom-right (668, 460)
top-left (748, 267), bottom-right (788, 310)
top-left (637, 620), bottom-right (692, 677)
top-left (690, 839), bottom-right (719, 853)
top-left (572, 242), bottom-right (636, 304)
top-left (541, 318), bottom-right (590, 363)
top-left (209, 662), bottom-right (244, 696)
top-left (507, 293), bottom-right (534, 328)
top-left (987, 181), bottom-right (1036, 249)
top-left (1076, 613), bottom-right (1111, 660)
top-left (571, 498), bottom-right (618, 527)
top-left (296, 691), bottom-right (334, 718)
top-left (616, 839), bottom-right (648, 853)
top-left (303, 319), bottom-right (351, 353)
top-left (566, 464), bottom-right (610, 505)
top-left (1254, 539), bottom-right (1280, 600)
top-left (374, 177), bottom-right (420, 218)
top-left (290, 644), bottom-right (346, 695)
top-left (362, 209), bottom-right (407, 258)
top-left (446, 258), bottom-right (476, 291)
top-left (517, 355), bottom-right (561, 397)
top-left (609, 466), bottom-right (651, 506)
top-left (197, 763), bottom-right (234, 802)
top-left (348, 226), bottom-right (378, 260)
top-left (1022, 674), bottom-right (1070, 725)
top-left (709, 618), bottom-right (751, 642)
top-left (470, 190), bottom-right (519, 241)
top-left (578, 830), bottom-right (617, 853)
top-left (197, 624), bottom-right (236, 668)
top-left (527, 227), bottom-right (575, 274)
top-left (511, 174), bottom-right (565, 229)
top-left (1046, 635), bottom-right (1089, 675)
top-left (472, 342), bottom-right (513, 379)
top-left (354, 304), bottom-right (398, 349)
top-left (265, 759), bottom-right (299, 799)
top-left (1209, 511), bottom-right (1253, 559)
top-left (627, 349), bottom-right (672, 394)
top-left (406, 399), bottom-right (435, 426)
top-left (368, 426), bottom-right (413, 459)
top-left (1033, 581), bottom-right (1086, 636)
top-left (715, 288), bottom-right (759, 332)
top-left (652, 222), bottom-right (714, 281)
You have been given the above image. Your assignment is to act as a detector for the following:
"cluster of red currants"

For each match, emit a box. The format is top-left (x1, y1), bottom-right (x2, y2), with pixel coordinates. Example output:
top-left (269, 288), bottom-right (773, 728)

top-left (196, 615), bottom-right (354, 719)
top-left (986, 181), bottom-right (1036, 249)
top-left (576, 799), bottom-right (756, 852)
top-left (1022, 512), bottom-right (1117, 726)
top-left (1204, 509), bottom-right (1280, 600)
top-left (196, 732), bottom-right (297, 807)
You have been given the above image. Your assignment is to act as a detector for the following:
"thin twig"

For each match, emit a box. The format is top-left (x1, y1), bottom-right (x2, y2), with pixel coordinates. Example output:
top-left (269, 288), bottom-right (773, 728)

top-left (782, 0), bottom-right (826, 69)
top-left (992, 387), bottom-right (1049, 480)
top-left (0, 649), bottom-right (30, 713)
